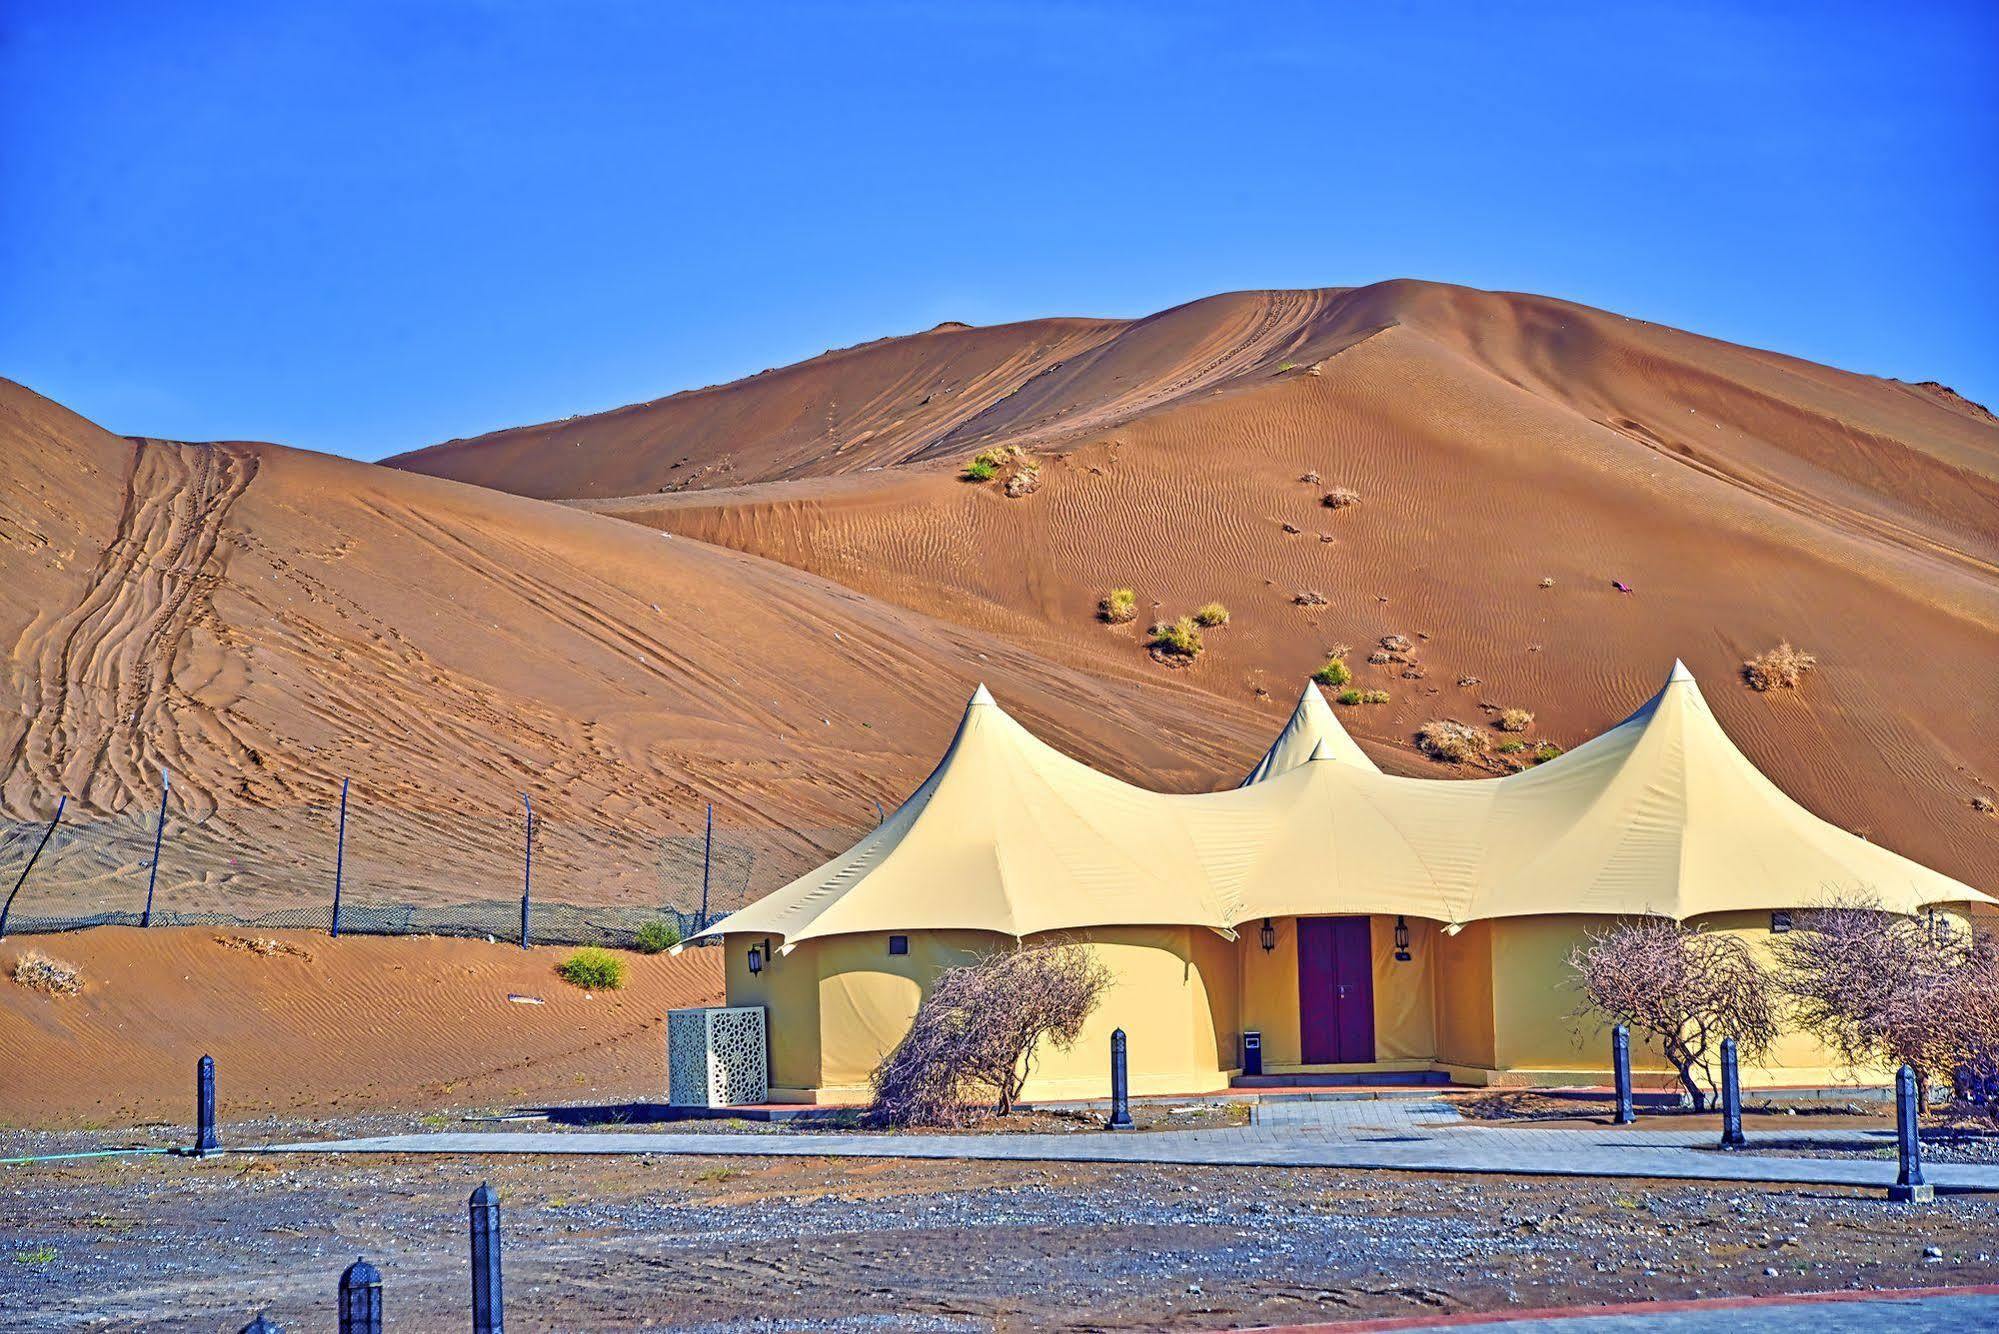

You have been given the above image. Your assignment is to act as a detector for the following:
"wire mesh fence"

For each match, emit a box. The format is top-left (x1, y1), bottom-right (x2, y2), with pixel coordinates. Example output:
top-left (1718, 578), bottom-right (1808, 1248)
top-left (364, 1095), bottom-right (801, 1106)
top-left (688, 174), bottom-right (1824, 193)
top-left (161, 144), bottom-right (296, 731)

top-left (0, 793), bottom-right (866, 949)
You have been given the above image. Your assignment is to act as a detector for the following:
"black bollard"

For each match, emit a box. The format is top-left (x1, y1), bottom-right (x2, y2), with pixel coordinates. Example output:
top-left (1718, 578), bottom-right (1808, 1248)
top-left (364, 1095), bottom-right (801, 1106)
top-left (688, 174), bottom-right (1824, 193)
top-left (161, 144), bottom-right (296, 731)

top-left (1612, 1024), bottom-right (1636, 1124)
top-left (1888, 1064), bottom-right (1932, 1203)
top-left (239, 1314), bottom-right (282, 1333)
top-left (195, 1054), bottom-right (220, 1157)
top-left (1718, 1036), bottom-right (1746, 1149)
top-left (1107, 1027), bottom-right (1134, 1131)
top-left (338, 1256), bottom-right (383, 1334)
top-left (470, 1181), bottom-right (504, 1332)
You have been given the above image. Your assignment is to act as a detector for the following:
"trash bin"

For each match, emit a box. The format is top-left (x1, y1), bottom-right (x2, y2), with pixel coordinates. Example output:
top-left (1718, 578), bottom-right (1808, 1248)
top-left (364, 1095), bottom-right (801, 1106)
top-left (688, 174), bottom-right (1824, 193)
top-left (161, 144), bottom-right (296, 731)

top-left (1242, 1030), bottom-right (1262, 1077)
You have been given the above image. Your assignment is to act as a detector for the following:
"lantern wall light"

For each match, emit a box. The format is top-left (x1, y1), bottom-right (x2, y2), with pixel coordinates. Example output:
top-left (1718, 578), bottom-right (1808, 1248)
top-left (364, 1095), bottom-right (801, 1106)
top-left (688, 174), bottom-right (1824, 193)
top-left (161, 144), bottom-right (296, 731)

top-left (747, 937), bottom-right (775, 975)
top-left (1259, 918), bottom-right (1276, 953)
top-left (1393, 914), bottom-right (1412, 963)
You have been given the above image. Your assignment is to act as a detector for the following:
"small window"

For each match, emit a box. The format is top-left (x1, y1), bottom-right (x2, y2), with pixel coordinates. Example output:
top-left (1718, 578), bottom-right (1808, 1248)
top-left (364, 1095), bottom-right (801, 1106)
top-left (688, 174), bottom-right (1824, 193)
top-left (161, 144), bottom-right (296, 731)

top-left (1770, 911), bottom-right (1793, 934)
top-left (888, 934), bottom-right (909, 956)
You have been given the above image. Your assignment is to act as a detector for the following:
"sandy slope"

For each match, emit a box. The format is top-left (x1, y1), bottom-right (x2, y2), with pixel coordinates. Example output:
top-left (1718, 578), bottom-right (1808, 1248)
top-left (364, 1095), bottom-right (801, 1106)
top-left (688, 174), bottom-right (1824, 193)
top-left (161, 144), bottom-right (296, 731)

top-left (0, 928), bottom-right (723, 1127)
top-left (396, 281), bottom-right (1999, 893)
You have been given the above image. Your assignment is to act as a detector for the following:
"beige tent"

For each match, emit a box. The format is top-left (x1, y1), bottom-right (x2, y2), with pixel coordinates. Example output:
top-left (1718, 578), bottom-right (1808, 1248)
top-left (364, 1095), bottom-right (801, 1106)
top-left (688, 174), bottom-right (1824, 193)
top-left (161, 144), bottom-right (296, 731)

top-left (700, 663), bottom-right (1988, 949)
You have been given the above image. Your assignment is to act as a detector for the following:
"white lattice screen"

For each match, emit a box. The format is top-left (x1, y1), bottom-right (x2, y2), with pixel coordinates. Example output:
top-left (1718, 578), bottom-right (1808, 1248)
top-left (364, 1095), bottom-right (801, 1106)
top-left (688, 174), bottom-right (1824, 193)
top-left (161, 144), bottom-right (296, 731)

top-left (666, 1005), bottom-right (769, 1107)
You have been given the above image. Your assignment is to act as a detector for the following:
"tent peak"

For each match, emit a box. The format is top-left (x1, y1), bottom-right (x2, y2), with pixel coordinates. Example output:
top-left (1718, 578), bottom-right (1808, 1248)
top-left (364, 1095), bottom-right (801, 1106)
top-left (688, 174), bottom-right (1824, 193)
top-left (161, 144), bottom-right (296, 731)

top-left (1308, 738), bottom-right (1333, 762)
top-left (968, 682), bottom-right (996, 708)
top-left (1667, 658), bottom-right (1695, 685)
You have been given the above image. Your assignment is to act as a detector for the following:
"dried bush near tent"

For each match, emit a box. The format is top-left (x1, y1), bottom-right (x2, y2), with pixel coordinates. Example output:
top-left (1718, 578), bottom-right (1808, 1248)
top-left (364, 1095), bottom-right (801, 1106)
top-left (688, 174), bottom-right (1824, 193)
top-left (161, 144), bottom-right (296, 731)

top-left (9, 950), bottom-right (82, 996)
top-left (1773, 897), bottom-right (1999, 1110)
top-left (1417, 719), bottom-right (1490, 764)
top-left (867, 942), bottom-right (1112, 1127)
top-left (1570, 916), bottom-right (1779, 1110)
top-left (1743, 642), bottom-right (1816, 691)
top-left (1496, 708), bottom-right (1535, 732)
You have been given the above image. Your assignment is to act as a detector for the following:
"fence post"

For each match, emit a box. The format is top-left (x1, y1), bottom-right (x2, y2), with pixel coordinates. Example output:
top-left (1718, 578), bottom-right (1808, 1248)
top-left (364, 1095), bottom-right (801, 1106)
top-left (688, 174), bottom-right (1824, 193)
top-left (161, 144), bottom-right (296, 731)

top-left (1889, 1063), bottom-right (1932, 1203)
top-left (338, 1256), bottom-right (383, 1333)
top-left (141, 768), bottom-right (169, 926)
top-left (519, 794), bottom-right (533, 951)
top-left (1718, 1036), bottom-right (1745, 1149)
top-left (330, 778), bottom-right (349, 938)
top-left (195, 1054), bottom-right (219, 1157)
top-left (1108, 1028), bottom-right (1134, 1131)
top-left (0, 794), bottom-right (64, 938)
top-left (1612, 1024), bottom-right (1636, 1124)
top-left (696, 803), bottom-right (713, 933)
top-left (469, 1181), bottom-right (504, 1332)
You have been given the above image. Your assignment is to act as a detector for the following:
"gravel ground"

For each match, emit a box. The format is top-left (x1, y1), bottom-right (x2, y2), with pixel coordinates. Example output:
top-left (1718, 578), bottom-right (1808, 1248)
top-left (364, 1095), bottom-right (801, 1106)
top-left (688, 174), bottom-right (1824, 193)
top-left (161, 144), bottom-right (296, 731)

top-left (6, 1120), bottom-right (1999, 1331)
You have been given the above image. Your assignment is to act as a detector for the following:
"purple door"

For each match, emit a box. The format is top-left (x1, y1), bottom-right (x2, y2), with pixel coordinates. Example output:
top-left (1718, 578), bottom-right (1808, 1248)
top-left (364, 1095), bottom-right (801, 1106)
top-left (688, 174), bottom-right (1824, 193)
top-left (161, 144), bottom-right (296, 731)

top-left (1298, 917), bottom-right (1376, 1064)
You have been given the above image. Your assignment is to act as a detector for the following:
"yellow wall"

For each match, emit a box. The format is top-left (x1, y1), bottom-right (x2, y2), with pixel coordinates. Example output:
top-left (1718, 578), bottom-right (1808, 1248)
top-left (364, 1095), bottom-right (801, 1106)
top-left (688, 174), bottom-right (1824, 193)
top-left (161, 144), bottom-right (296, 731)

top-left (1234, 915), bottom-right (1435, 1070)
top-left (1433, 921), bottom-right (1496, 1071)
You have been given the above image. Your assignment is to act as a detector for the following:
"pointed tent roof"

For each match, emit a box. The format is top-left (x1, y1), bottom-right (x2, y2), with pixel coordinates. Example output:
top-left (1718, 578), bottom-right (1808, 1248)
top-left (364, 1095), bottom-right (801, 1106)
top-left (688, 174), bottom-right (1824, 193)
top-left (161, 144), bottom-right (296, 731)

top-left (700, 665), bottom-right (1989, 946)
top-left (1240, 682), bottom-right (1377, 782)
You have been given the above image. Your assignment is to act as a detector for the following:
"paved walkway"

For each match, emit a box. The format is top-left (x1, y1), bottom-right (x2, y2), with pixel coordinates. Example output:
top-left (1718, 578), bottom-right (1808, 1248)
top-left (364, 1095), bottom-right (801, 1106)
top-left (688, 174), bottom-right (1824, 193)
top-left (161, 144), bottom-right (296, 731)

top-left (256, 1097), bottom-right (1999, 1193)
top-left (1260, 1286), bottom-right (1999, 1330)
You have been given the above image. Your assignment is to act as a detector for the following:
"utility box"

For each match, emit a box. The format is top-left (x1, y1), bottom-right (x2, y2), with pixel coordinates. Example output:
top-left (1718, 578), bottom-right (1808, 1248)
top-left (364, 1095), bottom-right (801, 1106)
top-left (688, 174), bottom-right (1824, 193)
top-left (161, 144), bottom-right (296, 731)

top-left (666, 1005), bottom-right (769, 1108)
top-left (1242, 1030), bottom-right (1263, 1077)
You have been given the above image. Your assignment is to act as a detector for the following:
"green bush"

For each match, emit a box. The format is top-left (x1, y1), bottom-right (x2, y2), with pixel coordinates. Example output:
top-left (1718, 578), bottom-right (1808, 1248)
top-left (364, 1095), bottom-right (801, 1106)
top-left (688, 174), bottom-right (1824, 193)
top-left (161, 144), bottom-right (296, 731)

top-left (1533, 742), bottom-right (1565, 764)
top-left (962, 457), bottom-right (998, 482)
top-left (1360, 689), bottom-right (1390, 704)
top-left (1148, 617), bottom-right (1204, 657)
top-left (1193, 601), bottom-right (1230, 627)
top-left (1098, 588), bottom-right (1138, 623)
top-left (1312, 657), bottom-right (1352, 688)
top-left (1336, 688), bottom-right (1364, 706)
top-left (1497, 739), bottom-right (1526, 753)
top-left (633, 920), bottom-right (681, 954)
top-left (556, 947), bottom-right (626, 991)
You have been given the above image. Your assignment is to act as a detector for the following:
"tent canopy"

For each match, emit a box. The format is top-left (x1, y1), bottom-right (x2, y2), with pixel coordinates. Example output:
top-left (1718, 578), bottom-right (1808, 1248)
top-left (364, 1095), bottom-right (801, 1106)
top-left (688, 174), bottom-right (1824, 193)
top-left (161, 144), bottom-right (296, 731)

top-left (700, 665), bottom-right (1989, 946)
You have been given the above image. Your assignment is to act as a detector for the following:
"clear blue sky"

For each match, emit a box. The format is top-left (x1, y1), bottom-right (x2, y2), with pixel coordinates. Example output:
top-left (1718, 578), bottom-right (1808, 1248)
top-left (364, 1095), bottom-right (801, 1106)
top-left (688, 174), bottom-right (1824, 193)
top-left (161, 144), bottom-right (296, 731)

top-left (4, 2), bottom-right (1994, 461)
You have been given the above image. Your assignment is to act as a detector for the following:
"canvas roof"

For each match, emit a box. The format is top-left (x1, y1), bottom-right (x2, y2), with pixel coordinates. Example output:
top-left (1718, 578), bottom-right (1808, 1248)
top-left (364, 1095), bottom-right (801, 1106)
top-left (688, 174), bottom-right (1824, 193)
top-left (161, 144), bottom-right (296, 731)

top-left (1240, 682), bottom-right (1378, 781)
top-left (699, 665), bottom-right (1989, 946)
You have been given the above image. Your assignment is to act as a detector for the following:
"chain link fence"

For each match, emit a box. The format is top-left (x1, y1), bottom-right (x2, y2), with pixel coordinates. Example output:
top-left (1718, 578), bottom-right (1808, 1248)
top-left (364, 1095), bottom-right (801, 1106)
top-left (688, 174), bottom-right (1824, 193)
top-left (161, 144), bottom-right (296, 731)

top-left (0, 796), bottom-right (866, 949)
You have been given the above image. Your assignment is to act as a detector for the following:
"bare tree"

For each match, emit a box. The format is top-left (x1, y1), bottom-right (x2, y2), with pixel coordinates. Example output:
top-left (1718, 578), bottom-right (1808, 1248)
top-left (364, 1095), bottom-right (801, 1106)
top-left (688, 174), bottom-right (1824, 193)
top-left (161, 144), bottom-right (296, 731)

top-left (1570, 917), bottom-right (1779, 1110)
top-left (1773, 897), bottom-right (1999, 1110)
top-left (868, 942), bottom-right (1112, 1127)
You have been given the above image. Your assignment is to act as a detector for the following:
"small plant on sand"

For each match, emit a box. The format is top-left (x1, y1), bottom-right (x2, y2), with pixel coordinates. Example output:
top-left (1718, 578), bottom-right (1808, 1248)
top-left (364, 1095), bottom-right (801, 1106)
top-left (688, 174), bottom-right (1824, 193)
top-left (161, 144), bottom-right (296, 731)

top-left (633, 919), bottom-right (681, 954)
top-left (1418, 719), bottom-right (1490, 764)
top-left (1098, 588), bottom-right (1138, 624)
top-left (1496, 707), bottom-right (1535, 733)
top-left (1337, 689), bottom-right (1388, 706)
top-left (1148, 617), bottom-right (1204, 659)
top-left (1292, 590), bottom-right (1328, 607)
top-left (1336, 689), bottom-right (1364, 705)
top-left (1312, 656), bottom-right (1352, 688)
top-left (1532, 742), bottom-right (1564, 764)
top-left (12, 1245), bottom-right (56, 1268)
top-left (9, 951), bottom-right (81, 996)
top-left (1321, 486), bottom-right (1361, 510)
top-left (1192, 602), bottom-right (1230, 627)
top-left (556, 947), bottom-right (626, 991)
top-left (1497, 739), bottom-right (1526, 754)
top-left (961, 456), bottom-right (998, 482)
top-left (1003, 462), bottom-right (1041, 498)
top-left (1744, 642), bottom-right (1817, 691)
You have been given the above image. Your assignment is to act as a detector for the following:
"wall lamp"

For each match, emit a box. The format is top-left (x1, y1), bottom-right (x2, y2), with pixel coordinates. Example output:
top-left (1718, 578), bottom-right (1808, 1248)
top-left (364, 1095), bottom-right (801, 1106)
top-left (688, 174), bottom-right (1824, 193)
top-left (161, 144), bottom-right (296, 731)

top-left (746, 937), bottom-right (774, 975)
top-left (1259, 918), bottom-right (1276, 953)
top-left (1393, 914), bottom-right (1412, 963)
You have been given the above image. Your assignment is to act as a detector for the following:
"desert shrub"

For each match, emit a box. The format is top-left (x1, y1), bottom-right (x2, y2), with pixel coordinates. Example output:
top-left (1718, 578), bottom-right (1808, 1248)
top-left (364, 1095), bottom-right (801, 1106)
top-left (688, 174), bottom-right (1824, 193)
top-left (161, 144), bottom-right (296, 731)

top-left (1497, 739), bottom-right (1526, 753)
top-left (10, 951), bottom-right (81, 996)
top-left (1496, 707), bottom-right (1535, 733)
top-left (1292, 590), bottom-right (1328, 607)
top-left (633, 920), bottom-right (681, 954)
top-left (1098, 588), bottom-right (1138, 624)
top-left (1743, 642), bottom-right (1816, 691)
top-left (868, 943), bottom-right (1112, 1126)
top-left (1003, 463), bottom-right (1040, 498)
top-left (556, 948), bottom-right (626, 991)
top-left (1312, 657), bottom-right (1352, 688)
top-left (1773, 898), bottom-right (1999, 1109)
top-left (1299, 470), bottom-right (1321, 484)
top-left (1571, 917), bottom-right (1778, 1110)
top-left (1192, 602), bottom-right (1230, 627)
top-left (1417, 719), bottom-right (1490, 764)
top-left (1321, 487), bottom-right (1361, 510)
top-left (1379, 634), bottom-right (1413, 653)
top-left (1148, 617), bottom-right (1204, 657)
top-left (1336, 689), bottom-right (1364, 705)
top-left (1977, 796), bottom-right (1997, 815)
top-left (961, 457), bottom-right (998, 482)
top-left (1539, 577), bottom-right (1555, 588)
top-left (1360, 689), bottom-right (1390, 704)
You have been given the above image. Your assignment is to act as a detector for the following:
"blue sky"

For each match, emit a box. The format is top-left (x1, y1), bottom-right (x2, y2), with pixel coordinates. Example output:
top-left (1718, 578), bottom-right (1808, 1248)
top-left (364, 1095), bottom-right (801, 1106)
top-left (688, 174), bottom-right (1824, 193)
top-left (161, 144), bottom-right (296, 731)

top-left (3, 2), bottom-right (1993, 461)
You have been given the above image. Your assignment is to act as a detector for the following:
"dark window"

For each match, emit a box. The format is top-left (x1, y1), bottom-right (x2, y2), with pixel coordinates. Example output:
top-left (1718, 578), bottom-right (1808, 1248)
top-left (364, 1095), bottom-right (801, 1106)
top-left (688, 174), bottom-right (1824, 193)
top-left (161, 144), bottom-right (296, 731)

top-left (888, 934), bottom-right (909, 956)
top-left (1770, 911), bottom-right (1793, 934)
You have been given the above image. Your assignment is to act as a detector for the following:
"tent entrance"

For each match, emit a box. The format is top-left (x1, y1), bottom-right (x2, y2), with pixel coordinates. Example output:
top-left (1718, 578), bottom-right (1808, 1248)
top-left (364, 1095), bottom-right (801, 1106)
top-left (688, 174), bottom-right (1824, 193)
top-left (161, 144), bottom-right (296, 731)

top-left (1298, 916), bottom-right (1376, 1064)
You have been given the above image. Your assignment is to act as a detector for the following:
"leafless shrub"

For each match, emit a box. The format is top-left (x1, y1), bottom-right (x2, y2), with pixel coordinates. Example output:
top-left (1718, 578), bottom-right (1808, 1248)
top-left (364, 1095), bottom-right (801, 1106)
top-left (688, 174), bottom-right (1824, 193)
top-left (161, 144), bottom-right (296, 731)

top-left (1773, 896), bottom-right (1999, 1109)
top-left (10, 951), bottom-right (82, 996)
top-left (1538, 577), bottom-right (1555, 588)
top-left (1417, 719), bottom-right (1491, 764)
top-left (1003, 463), bottom-right (1040, 498)
top-left (1570, 917), bottom-right (1779, 1109)
top-left (1300, 470), bottom-right (1321, 484)
top-left (1743, 643), bottom-right (1817, 692)
top-left (1379, 634), bottom-right (1412, 653)
top-left (1973, 795), bottom-right (1995, 815)
top-left (1321, 487), bottom-right (1361, 510)
top-left (1457, 675), bottom-right (1482, 688)
top-left (1292, 590), bottom-right (1328, 607)
top-left (867, 943), bottom-right (1112, 1126)
top-left (1496, 707), bottom-right (1535, 732)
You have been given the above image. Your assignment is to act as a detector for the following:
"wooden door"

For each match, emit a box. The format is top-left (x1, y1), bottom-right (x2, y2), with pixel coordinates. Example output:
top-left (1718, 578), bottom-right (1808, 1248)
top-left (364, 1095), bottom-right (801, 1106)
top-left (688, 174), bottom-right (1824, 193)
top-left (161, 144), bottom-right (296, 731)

top-left (1298, 916), bottom-right (1376, 1064)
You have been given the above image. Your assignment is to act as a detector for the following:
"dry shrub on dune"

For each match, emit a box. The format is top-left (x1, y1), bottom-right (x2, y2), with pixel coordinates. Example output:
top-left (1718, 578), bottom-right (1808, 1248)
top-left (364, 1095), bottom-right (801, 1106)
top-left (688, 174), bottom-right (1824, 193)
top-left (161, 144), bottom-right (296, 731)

top-left (1193, 602), bottom-right (1230, 627)
top-left (1743, 642), bottom-right (1817, 691)
top-left (1496, 707), bottom-right (1535, 732)
top-left (1312, 656), bottom-right (1352, 688)
top-left (1417, 719), bottom-right (1491, 764)
top-left (1321, 487), bottom-right (1361, 510)
top-left (10, 951), bottom-right (82, 996)
top-left (1098, 588), bottom-right (1138, 624)
top-left (1148, 617), bottom-right (1204, 659)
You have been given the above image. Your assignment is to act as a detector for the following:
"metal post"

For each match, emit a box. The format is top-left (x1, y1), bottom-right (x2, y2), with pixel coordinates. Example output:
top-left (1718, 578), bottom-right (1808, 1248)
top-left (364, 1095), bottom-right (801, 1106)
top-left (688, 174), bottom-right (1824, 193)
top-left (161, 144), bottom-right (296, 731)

top-left (195, 1054), bottom-right (219, 1157)
top-left (0, 794), bottom-right (64, 938)
top-left (696, 803), bottom-right (714, 933)
top-left (1108, 1028), bottom-right (1134, 1130)
top-left (1889, 1063), bottom-right (1932, 1203)
top-left (469, 1181), bottom-right (504, 1332)
top-left (1718, 1036), bottom-right (1745, 1149)
top-left (141, 768), bottom-right (169, 926)
top-left (1612, 1024), bottom-right (1636, 1124)
top-left (330, 778), bottom-right (349, 938)
top-left (518, 794), bottom-right (532, 950)
top-left (338, 1256), bottom-right (383, 1334)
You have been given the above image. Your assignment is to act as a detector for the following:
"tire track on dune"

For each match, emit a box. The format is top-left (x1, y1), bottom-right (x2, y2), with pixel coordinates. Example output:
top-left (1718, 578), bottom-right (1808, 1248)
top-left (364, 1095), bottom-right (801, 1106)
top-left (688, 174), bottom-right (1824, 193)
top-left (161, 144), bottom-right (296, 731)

top-left (3, 441), bottom-right (259, 815)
